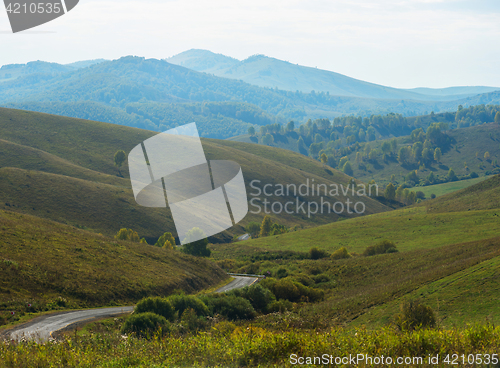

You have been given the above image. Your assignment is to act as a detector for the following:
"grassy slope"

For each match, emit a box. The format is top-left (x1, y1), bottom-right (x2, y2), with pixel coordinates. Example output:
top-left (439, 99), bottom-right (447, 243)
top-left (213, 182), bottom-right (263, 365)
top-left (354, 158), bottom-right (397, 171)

top-left (419, 174), bottom-right (500, 213)
top-left (352, 254), bottom-right (500, 328)
top-left (417, 176), bottom-right (489, 198)
top-left (217, 207), bottom-right (500, 254)
top-left (0, 107), bottom-right (389, 241)
top-left (0, 209), bottom-right (226, 324)
top-left (213, 174), bottom-right (500, 255)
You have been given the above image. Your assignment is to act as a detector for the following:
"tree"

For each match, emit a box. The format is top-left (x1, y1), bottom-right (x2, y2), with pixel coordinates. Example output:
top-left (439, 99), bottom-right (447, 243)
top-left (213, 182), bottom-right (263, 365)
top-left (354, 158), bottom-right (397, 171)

top-left (114, 150), bottom-right (126, 176)
top-left (342, 161), bottom-right (353, 176)
top-left (447, 168), bottom-right (457, 181)
top-left (286, 121), bottom-right (295, 132)
top-left (434, 147), bottom-right (442, 162)
top-left (320, 153), bottom-right (328, 166)
top-left (309, 142), bottom-right (323, 158)
top-left (484, 151), bottom-right (491, 161)
top-left (181, 228), bottom-right (211, 257)
top-left (115, 228), bottom-right (140, 242)
top-left (155, 232), bottom-right (176, 249)
top-left (297, 136), bottom-right (306, 152)
top-left (391, 139), bottom-right (398, 154)
top-left (259, 215), bottom-right (273, 238)
top-left (422, 148), bottom-right (434, 163)
top-left (247, 126), bottom-right (255, 136)
top-left (246, 222), bottom-right (261, 238)
top-left (339, 156), bottom-right (349, 168)
top-left (381, 141), bottom-right (391, 155)
top-left (385, 183), bottom-right (396, 201)
top-left (495, 111), bottom-right (500, 124)
top-left (398, 146), bottom-right (411, 165)
top-left (262, 133), bottom-right (274, 146)
top-left (395, 185), bottom-right (404, 202)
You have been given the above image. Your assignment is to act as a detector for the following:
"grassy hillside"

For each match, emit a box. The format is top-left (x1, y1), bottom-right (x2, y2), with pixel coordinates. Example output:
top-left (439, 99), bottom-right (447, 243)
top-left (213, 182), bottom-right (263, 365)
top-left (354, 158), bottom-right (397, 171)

top-left (352, 254), bottom-right (500, 328)
top-left (0, 107), bottom-right (389, 242)
top-left (420, 174), bottom-right (500, 213)
top-left (0, 209), bottom-right (227, 327)
top-left (417, 176), bottom-right (489, 198)
top-left (213, 207), bottom-right (500, 255)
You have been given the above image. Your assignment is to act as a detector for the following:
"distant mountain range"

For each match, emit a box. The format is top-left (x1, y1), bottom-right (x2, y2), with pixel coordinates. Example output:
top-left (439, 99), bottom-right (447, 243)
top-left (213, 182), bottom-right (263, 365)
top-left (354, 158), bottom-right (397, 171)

top-left (166, 49), bottom-right (499, 101)
top-left (0, 52), bottom-right (499, 139)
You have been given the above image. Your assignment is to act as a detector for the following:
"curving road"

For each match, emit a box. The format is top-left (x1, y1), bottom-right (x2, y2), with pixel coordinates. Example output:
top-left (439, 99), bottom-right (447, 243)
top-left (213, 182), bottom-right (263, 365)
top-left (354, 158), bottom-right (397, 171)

top-left (6, 306), bottom-right (133, 342)
top-left (5, 276), bottom-right (258, 342)
top-left (215, 275), bottom-right (259, 293)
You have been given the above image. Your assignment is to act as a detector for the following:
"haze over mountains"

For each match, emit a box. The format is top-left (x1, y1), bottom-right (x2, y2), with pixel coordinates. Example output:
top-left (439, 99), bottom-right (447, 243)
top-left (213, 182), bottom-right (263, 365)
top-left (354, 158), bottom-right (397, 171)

top-left (0, 51), bottom-right (499, 139)
top-left (166, 49), bottom-right (499, 101)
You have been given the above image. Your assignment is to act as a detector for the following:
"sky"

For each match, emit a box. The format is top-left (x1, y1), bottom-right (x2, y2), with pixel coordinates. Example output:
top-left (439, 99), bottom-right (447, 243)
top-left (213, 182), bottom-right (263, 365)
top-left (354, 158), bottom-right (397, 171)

top-left (1, 0), bottom-right (499, 89)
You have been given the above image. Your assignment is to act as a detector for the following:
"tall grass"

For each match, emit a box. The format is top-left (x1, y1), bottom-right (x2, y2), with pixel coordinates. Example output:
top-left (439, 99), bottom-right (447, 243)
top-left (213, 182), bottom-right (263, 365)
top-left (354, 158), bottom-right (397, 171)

top-left (1, 322), bottom-right (498, 367)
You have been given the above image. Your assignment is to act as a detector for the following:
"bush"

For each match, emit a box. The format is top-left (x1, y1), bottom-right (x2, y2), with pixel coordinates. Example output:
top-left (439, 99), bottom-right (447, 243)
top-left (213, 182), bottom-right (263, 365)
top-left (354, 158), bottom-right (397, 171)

top-left (167, 294), bottom-right (209, 318)
top-left (180, 308), bottom-right (207, 332)
top-left (470, 172), bottom-right (479, 178)
top-left (363, 240), bottom-right (398, 256)
top-left (309, 247), bottom-right (329, 260)
top-left (312, 274), bottom-right (330, 283)
top-left (330, 247), bottom-right (351, 260)
top-left (135, 297), bottom-right (175, 321)
top-left (430, 193), bottom-right (436, 199)
top-left (121, 312), bottom-right (169, 338)
top-left (203, 295), bottom-right (256, 320)
top-left (395, 300), bottom-right (436, 331)
top-left (263, 278), bottom-right (324, 303)
top-left (293, 273), bottom-right (314, 286)
top-left (275, 268), bottom-right (288, 279)
top-left (268, 299), bottom-right (293, 313)
top-left (228, 284), bottom-right (276, 313)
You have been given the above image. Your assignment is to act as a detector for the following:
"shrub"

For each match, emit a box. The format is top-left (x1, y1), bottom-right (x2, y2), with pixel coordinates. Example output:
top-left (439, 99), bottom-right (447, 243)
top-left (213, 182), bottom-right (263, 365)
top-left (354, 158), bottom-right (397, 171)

top-left (203, 295), bottom-right (256, 320)
top-left (180, 308), bottom-right (207, 332)
top-left (275, 268), bottom-right (288, 279)
top-left (430, 193), bottom-right (436, 199)
top-left (395, 300), bottom-right (436, 331)
top-left (268, 299), bottom-right (293, 313)
top-left (363, 240), bottom-right (398, 256)
top-left (264, 278), bottom-right (324, 303)
top-left (121, 312), bottom-right (169, 338)
top-left (312, 274), bottom-right (330, 283)
top-left (416, 191), bottom-right (425, 199)
top-left (135, 297), bottom-right (175, 321)
top-left (330, 247), bottom-right (351, 260)
top-left (293, 273), bottom-right (314, 286)
top-left (309, 247), bottom-right (329, 260)
top-left (228, 284), bottom-right (276, 313)
top-left (167, 294), bottom-right (209, 318)
top-left (470, 172), bottom-right (479, 178)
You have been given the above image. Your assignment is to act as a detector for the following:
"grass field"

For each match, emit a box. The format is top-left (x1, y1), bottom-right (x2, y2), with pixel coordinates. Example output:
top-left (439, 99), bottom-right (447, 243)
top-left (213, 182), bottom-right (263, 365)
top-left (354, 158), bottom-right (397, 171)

top-left (417, 175), bottom-right (489, 198)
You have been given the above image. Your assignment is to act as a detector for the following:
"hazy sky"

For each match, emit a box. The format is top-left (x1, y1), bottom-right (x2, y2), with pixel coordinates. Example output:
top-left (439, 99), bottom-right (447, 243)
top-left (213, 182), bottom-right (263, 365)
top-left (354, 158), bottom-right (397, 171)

top-left (1, 0), bottom-right (499, 89)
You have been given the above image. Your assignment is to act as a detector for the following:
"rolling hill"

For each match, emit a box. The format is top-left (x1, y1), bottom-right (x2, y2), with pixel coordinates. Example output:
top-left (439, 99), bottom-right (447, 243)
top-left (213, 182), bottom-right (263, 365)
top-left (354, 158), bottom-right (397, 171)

top-left (0, 107), bottom-right (389, 243)
top-left (166, 49), bottom-right (499, 100)
top-left (0, 209), bottom-right (227, 327)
